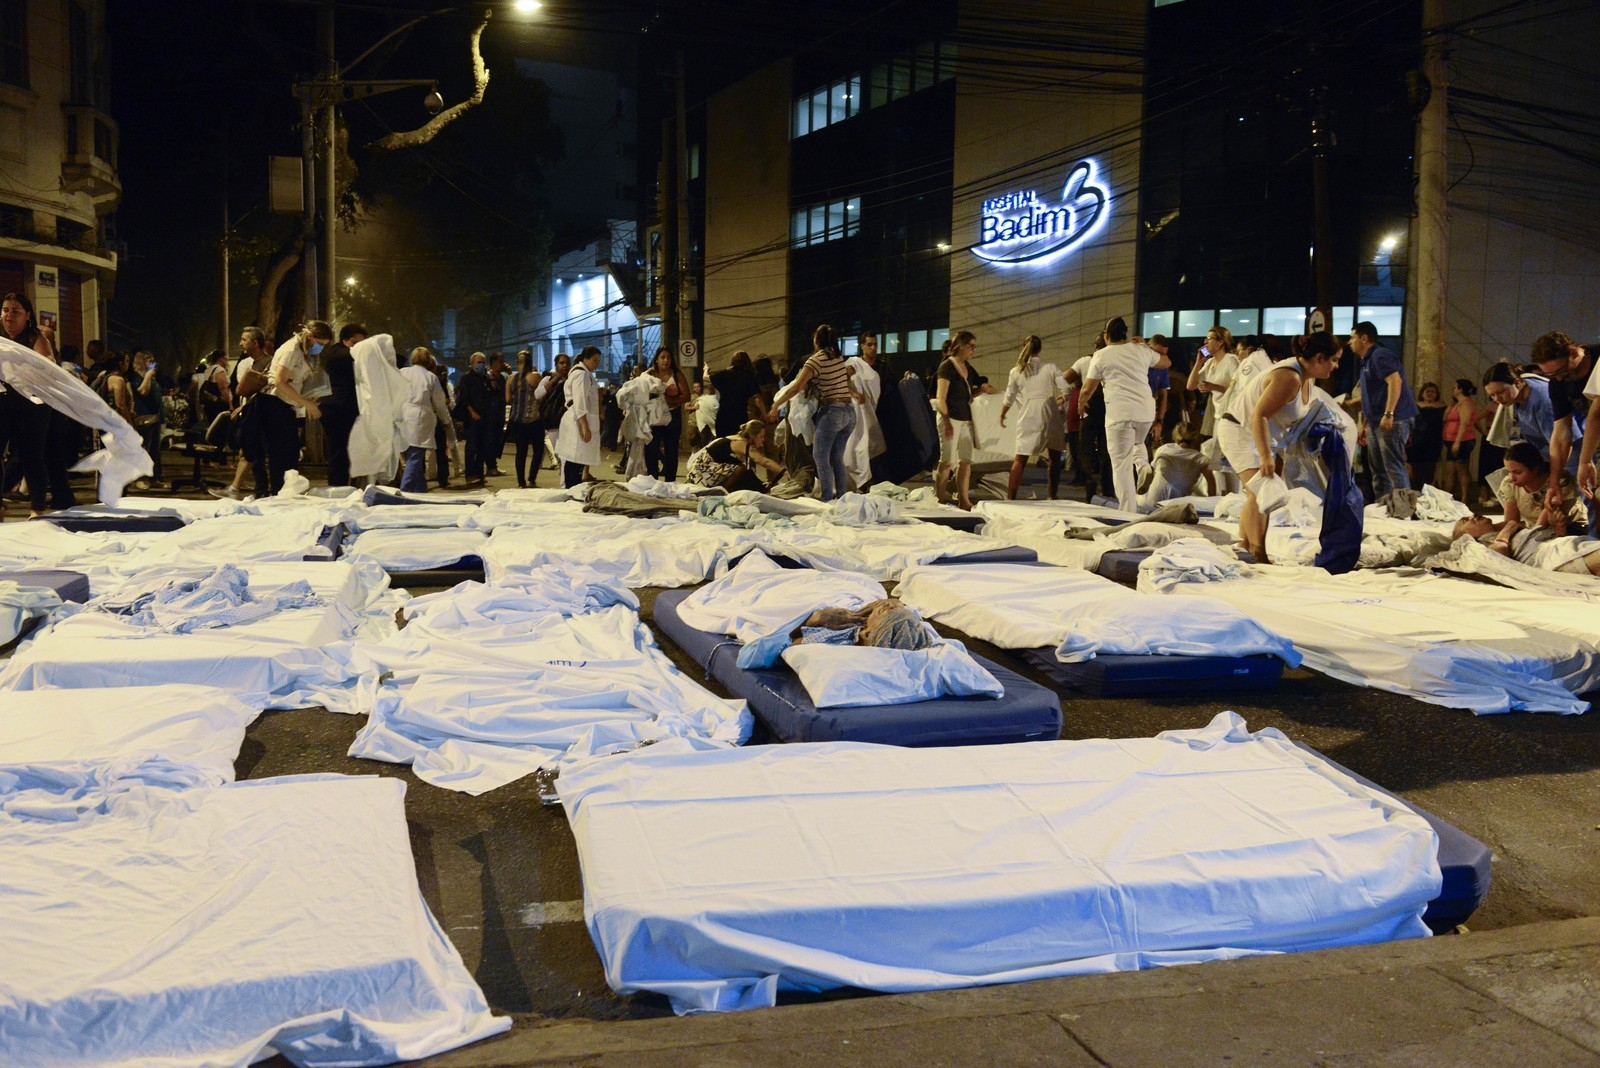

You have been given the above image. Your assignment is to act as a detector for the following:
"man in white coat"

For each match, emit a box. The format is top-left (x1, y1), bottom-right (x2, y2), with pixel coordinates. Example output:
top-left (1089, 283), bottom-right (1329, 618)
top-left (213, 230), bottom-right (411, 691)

top-left (557, 346), bottom-right (603, 488)
top-left (1079, 317), bottom-right (1170, 511)
top-left (843, 333), bottom-right (886, 490)
top-left (398, 346), bottom-right (452, 492)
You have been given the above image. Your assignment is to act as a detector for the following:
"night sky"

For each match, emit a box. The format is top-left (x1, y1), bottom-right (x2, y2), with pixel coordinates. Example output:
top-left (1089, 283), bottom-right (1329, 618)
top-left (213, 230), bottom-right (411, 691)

top-left (104, 0), bottom-right (870, 364)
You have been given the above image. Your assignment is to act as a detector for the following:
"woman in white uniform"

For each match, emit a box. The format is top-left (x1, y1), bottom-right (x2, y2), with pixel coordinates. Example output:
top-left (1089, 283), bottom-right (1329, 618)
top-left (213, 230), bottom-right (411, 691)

top-left (999, 334), bottom-right (1067, 499)
top-left (557, 345), bottom-right (602, 488)
top-left (1215, 331), bottom-right (1341, 560)
top-left (842, 332), bottom-right (885, 491)
top-left (1080, 317), bottom-right (1168, 511)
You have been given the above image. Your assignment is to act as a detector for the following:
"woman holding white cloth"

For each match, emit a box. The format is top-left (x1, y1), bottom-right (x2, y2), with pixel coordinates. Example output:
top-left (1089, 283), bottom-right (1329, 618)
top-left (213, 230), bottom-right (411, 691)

top-left (1215, 331), bottom-right (1341, 561)
top-left (557, 346), bottom-right (602, 488)
top-left (999, 334), bottom-right (1067, 499)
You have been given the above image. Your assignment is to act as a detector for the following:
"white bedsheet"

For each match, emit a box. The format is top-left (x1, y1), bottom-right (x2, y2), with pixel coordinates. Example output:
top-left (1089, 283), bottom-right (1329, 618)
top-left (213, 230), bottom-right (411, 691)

top-left (1148, 556), bottom-right (1600, 713)
top-left (0, 580), bottom-right (63, 647)
top-left (0, 685), bottom-right (260, 815)
top-left (559, 712), bottom-right (1438, 1014)
top-left (756, 516), bottom-right (1024, 580)
top-left (343, 527), bottom-right (487, 571)
top-left (343, 502), bottom-right (481, 532)
top-left (350, 594), bottom-right (749, 794)
top-left (482, 512), bottom-right (760, 588)
top-left (0, 563), bottom-right (400, 712)
top-left (0, 523), bottom-right (167, 594)
top-left (0, 775), bottom-right (508, 1065)
top-left (125, 510), bottom-right (337, 572)
top-left (897, 562), bottom-right (1299, 664)
top-left (676, 548), bottom-right (886, 642)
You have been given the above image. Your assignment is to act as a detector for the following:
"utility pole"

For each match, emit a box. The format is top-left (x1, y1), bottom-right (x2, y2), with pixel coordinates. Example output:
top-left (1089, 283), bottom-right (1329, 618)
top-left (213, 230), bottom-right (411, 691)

top-left (299, 82), bottom-right (319, 322)
top-left (674, 52), bottom-right (694, 370)
top-left (1309, 90), bottom-right (1335, 330)
top-left (319, 2), bottom-right (337, 321)
top-left (1412, 0), bottom-right (1449, 385)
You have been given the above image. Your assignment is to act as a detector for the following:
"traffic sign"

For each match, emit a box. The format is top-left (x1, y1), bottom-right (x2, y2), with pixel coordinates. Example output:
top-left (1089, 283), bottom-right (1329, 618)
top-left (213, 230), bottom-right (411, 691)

top-left (678, 338), bottom-right (700, 368)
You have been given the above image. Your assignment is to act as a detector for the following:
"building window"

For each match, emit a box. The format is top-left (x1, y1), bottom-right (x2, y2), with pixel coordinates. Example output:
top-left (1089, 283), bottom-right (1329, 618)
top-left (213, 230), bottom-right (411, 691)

top-left (792, 41), bottom-right (951, 139)
top-left (687, 143), bottom-right (700, 180)
top-left (792, 196), bottom-right (860, 246)
top-left (1, 0), bottom-right (27, 89)
top-left (1218, 308), bottom-right (1258, 336)
top-left (1140, 311), bottom-right (1175, 338)
top-left (1177, 309), bottom-right (1214, 335)
top-left (793, 76), bottom-right (860, 139)
top-left (1261, 307), bottom-right (1307, 337)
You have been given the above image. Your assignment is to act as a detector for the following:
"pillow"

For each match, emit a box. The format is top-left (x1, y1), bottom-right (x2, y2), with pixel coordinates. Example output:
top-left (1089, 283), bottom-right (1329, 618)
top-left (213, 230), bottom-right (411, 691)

top-left (779, 640), bottom-right (1003, 708)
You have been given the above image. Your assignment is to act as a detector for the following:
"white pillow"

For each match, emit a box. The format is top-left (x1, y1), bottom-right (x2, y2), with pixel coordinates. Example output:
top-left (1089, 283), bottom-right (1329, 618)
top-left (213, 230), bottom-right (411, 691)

top-left (779, 641), bottom-right (1003, 708)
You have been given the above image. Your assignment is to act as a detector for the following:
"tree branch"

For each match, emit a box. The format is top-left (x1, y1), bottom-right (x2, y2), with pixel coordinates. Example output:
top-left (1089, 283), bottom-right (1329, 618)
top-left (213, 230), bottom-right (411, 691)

top-left (364, 9), bottom-right (492, 153)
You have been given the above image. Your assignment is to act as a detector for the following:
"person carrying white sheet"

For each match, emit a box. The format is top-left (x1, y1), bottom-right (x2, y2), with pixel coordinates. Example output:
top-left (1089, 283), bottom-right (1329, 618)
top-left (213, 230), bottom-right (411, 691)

top-left (1080, 317), bottom-right (1168, 511)
top-left (1215, 331), bottom-right (1342, 561)
top-left (842, 332), bottom-right (886, 492)
top-left (1000, 334), bottom-right (1068, 500)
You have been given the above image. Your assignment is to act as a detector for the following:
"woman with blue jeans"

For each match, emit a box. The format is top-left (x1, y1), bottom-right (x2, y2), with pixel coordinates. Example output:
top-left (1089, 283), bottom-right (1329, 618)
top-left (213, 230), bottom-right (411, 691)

top-left (774, 324), bottom-right (861, 501)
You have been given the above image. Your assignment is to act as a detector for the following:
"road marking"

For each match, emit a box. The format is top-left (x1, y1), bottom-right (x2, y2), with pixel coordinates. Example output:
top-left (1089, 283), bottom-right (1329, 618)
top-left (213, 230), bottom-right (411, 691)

top-left (519, 900), bottom-right (586, 927)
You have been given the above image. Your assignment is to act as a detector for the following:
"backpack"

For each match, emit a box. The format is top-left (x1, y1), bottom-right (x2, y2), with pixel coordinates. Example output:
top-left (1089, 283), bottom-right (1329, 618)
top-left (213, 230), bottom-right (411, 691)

top-left (537, 374), bottom-right (568, 425)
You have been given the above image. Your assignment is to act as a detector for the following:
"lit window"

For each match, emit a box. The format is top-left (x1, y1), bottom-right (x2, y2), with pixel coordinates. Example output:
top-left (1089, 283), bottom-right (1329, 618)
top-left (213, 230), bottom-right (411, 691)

top-left (792, 97), bottom-right (810, 139)
top-left (841, 337), bottom-right (858, 356)
top-left (793, 197), bottom-right (863, 247)
top-left (1356, 306), bottom-right (1404, 337)
top-left (830, 81), bottom-right (849, 125)
top-left (809, 205), bottom-right (826, 246)
top-left (1262, 307), bottom-right (1308, 337)
top-left (1177, 309), bottom-right (1214, 335)
top-left (884, 332), bottom-right (902, 354)
top-left (1219, 308), bottom-right (1257, 335)
top-left (906, 329), bottom-right (929, 352)
top-left (1140, 311), bottom-right (1175, 338)
top-left (1330, 306), bottom-right (1355, 333)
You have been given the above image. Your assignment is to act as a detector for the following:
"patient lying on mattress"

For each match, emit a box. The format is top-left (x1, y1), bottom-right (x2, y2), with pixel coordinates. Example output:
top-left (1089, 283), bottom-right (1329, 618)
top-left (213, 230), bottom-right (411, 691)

top-left (1452, 515), bottom-right (1600, 576)
top-left (792, 599), bottom-right (937, 650)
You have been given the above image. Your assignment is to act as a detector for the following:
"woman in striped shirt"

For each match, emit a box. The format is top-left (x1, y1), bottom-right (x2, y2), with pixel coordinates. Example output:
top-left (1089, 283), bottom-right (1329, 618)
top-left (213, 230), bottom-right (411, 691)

top-left (774, 323), bottom-right (863, 500)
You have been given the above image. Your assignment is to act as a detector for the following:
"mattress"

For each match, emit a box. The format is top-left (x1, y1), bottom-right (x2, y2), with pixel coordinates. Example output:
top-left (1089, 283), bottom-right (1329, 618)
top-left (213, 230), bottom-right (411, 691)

top-left (557, 713), bottom-right (1441, 1013)
top-left (1019, 647), bottom-right (1283, 697)
top-left (35, 510), bottom-right (187, 533)
top-left (0, 775), bottom-right (508, 1065)
top-left (0, 569), bottom-right (90, 604)
top-left (342, 527), bottom-right (487, 571)
top-left (654, 588), bottom-right (1062, 746)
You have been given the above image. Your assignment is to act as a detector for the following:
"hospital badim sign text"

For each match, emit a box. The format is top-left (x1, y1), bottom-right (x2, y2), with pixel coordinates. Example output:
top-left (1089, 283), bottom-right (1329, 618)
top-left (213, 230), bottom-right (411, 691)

top-left (973, 159), bottom-right (1109, 268)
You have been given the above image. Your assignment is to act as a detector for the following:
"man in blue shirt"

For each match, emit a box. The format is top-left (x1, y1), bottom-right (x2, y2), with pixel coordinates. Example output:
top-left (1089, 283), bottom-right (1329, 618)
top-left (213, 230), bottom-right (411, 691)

top-left (1351, 321), bottom-right (1417, 497)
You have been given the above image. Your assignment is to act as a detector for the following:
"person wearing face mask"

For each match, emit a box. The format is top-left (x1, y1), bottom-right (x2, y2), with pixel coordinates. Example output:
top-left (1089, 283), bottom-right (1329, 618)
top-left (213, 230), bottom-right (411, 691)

top-left (454, 351), bottom-right (495, 486)
top-left (256, 320), bottom-right (332, 494)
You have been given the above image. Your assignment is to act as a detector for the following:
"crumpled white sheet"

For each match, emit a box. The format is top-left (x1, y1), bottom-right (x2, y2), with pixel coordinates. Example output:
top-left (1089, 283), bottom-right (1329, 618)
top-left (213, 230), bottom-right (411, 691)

top-left (348, 585), bottom-right (748, 794)
top-left (1150, 562), bottom-right (1600, 714)
top-left (343, 501), bottom-right (480, 532)
top-left (0, 336), bottom-right (152, 502)
top-left (559, 711), bottom-right (1439, 1014)
top-left (1416, 535), bottom-right (1600, 602)
top-left (828, 492), bottom-right (902, 526)
top-left (0, 685), bottom-right (261, 819)
top-left (347, 333), bottom-right (410, 483)
top-left (0, 775), bottom-right (509, 1065)
top-left (0, 580), bottom-right (63, 647)
top-left (676, 548), bottom-right (885, 642)
top-left (625, 474), bottom-right (706, 500)
top-left (756, 516), bottom-right (1021, 580)
top-left (0, 562), bottom-right (401, 712)
top-left (0, 524), bottom-right (167, 596)
top-left (896, 562), bottom-right (1299, 665)
top-left (1136, 540), bottom-right (1249, 593)
top-left (124, 509), bottom-right (339, 575)
top-left (481, 511), bottom-right (761, 588)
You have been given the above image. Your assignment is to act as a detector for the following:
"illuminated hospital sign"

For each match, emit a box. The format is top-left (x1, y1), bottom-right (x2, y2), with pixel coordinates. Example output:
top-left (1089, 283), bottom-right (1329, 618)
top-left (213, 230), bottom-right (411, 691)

top-left (973, 159), bottom-right (1109, 267)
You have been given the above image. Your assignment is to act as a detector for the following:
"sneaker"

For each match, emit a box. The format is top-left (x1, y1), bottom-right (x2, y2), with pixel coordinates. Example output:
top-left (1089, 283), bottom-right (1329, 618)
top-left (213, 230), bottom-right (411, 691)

top-left (208, 485), bottom-right (245, 501)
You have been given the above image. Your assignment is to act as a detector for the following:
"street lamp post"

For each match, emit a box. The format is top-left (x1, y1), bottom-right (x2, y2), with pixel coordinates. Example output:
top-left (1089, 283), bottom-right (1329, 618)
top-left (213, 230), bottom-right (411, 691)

top-left (291, 1), bottom-right (538, 322)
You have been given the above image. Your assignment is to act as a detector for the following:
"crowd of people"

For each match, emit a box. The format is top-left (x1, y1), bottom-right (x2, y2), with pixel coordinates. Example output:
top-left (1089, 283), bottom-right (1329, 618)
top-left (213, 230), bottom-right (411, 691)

top-left (4, 299), bottom-right (1597, 570)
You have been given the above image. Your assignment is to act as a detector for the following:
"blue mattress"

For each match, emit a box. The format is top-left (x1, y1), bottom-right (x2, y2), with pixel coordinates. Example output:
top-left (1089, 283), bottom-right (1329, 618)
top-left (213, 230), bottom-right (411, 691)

top-left (1094, 546), bottom-right (1253, 586)
top-left (1020, 646), bottom-right (1283, 697)
top-left (0, 569), bottom-right (90, 604)
top-left (653, 588), bottom-right (1062, 747)
top-left (908, 511), bottom-right (985, 534)
top-left (308, 523), bottom-right (347, 561)
top-left (1291, 744), bottom-right (1490, 933)
top-left (34, 510), bottom-right (186, 533)
top-left (766, 545), bottom-right (1037, 571)
top-left (387, 557), bottom-right (486, 586)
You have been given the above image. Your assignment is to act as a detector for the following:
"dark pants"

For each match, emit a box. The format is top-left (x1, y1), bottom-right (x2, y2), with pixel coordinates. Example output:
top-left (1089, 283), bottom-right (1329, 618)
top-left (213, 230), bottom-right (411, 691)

top-left (645, 409), bottom-right (683, 481)
top-left (510, 420), bottom-right (545, 486)
top-left (486, 409), bottom-right (506, 470)
top-left (1078, 415), bottom-right (1107, 498)
top-left (0, 390), bottom-right (74, 511)
top-left (562, 459), bottom-right (586, 489)
top-left (319, 401), bottom-right (358, 487)
top-left (464, 418), bottom-right (493, 480)
top-left (139, 420), bottom-right (163, 483)
top-left (256, 394), bottom-right (301, 494)
top-left (434, 421), bottom-right (451, 486)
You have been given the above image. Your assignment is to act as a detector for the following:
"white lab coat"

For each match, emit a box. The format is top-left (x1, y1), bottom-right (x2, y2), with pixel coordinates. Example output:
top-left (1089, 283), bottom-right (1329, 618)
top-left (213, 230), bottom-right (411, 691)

top-left (399, 364), bottom-right (452, 449)
top-left (557, 364), bottom-right (602, 467)
top-left (1002, 358), bottom-right (1066, 456)
top-left (843, 355), bottom-right (885, 488)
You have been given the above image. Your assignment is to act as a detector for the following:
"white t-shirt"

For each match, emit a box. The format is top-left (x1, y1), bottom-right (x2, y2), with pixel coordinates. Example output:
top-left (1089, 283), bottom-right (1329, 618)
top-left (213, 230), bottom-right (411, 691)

top-left (1086, 342), bottom-right (1160, 424)
top-left (266, 337), bottom-right (315, 400)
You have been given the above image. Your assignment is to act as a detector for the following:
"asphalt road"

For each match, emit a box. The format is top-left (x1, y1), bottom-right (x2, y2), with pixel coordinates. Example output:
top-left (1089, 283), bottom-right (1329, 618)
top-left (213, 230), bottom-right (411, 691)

top-left (235, 577), bottom-right (1600, 1030)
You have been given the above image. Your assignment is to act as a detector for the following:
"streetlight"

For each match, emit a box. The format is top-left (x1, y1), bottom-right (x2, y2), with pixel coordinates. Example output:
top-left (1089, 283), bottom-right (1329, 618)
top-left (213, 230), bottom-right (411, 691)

top-left (293, 2), bottom-right (539, 319)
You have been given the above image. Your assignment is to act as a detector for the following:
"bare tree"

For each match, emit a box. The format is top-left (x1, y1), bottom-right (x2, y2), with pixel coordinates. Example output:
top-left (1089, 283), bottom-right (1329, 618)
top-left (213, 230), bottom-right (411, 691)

top-left (366, 10), bottom-right (492, 153)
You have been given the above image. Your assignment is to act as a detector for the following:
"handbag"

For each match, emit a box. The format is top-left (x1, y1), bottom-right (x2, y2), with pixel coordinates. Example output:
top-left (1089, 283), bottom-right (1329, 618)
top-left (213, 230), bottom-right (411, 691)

top-left (236, 366), bottom-right (269, 398)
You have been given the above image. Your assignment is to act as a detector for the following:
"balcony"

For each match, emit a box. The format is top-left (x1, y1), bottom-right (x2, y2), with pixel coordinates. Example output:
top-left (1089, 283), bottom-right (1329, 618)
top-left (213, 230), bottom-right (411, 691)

top-left (61, 105), bottom-right (121, 210)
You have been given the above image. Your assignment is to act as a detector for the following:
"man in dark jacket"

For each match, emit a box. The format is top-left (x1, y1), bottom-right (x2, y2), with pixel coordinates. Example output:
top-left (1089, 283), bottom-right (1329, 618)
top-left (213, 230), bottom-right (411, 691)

top-left (319, 323), bottom-right (366, 487)
top-left (455, 351), bottom-right (495, 485)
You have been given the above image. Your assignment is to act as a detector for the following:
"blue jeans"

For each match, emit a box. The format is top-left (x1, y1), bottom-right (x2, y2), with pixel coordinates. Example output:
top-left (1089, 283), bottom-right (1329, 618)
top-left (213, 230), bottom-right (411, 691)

top-left (400, 446), bottom-right (429, 493)
top-left (812, 402), bottom-right (856, 501)
top-left (1370, 417), bottom-right (1412, 498)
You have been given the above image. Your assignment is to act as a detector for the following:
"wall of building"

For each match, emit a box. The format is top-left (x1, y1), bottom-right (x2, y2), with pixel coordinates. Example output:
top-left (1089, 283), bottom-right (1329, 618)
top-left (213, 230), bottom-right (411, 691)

top-left (948, 0), bottom-right (1146, 382)
top-left (702, 59), bottom-right (792, 371)
top-left (1439, 0), bottom-right (1600, 383)
top-left (0, 0), bottom-right (118, 349)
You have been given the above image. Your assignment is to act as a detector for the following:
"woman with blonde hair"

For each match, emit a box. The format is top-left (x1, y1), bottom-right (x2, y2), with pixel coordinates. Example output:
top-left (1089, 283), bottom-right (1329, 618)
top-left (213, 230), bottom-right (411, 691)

top-left (685, 418), bottom-right (784, 491)
top-left (999, 334), bottom-right (1067, 499)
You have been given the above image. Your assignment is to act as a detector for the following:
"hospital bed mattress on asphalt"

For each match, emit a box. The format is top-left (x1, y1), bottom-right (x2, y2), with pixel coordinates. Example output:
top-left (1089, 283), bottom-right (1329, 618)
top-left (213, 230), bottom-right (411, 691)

top-left (389, 557), bottom-right (486, 587)
top-left (0, 569), bottom-right (90, 604)
top-left (765, 544), bottom-right (1039, 571)
top-left (555, 713), bottom-right (1450, 1013)
top-left (904, 508), bottom-right (986, 533)
top-left (1094, 546), bottom-right (1254, 587)
top-left (1018, 645), bottom-right (1284, 696)
top-left (310, 522), bottom-right (346, 560)
top-left (653, 587), bottom-right (1062, 746)
top-left (34, 509), bottom-right (187, 533)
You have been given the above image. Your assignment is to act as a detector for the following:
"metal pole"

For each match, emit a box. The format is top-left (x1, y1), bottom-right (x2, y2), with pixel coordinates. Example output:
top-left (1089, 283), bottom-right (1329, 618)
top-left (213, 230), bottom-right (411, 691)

top-left (1412, 0), bottom-right (1449, 385)
top-left (222, 194), bottom-right (230, 350)
top-left (319, 2), bottom-right (337, 320)
top-left (300, 89), bottom-right (318, 322)
top-left (674, 52), bottom-right (693, 366)
top-left (1310, 93), bottom-right (1334, 329)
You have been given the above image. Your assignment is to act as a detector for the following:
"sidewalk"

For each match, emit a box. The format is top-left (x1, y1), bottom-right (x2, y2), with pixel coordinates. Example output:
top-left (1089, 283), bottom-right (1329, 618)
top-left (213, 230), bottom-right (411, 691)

top-left (425, 918), bottom-right (1600, 1067)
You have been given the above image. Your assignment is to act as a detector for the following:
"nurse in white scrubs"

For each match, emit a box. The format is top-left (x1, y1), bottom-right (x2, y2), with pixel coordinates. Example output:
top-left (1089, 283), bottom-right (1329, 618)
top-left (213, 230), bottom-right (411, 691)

top-left (999, 334), bottom-right (1067, 499)
top-left (557, 345), bottom-right (602, 488)
top-left (843, 333), bottom-right (885, 491)
top-left (1215, 331), bottom-right (1341, 561)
